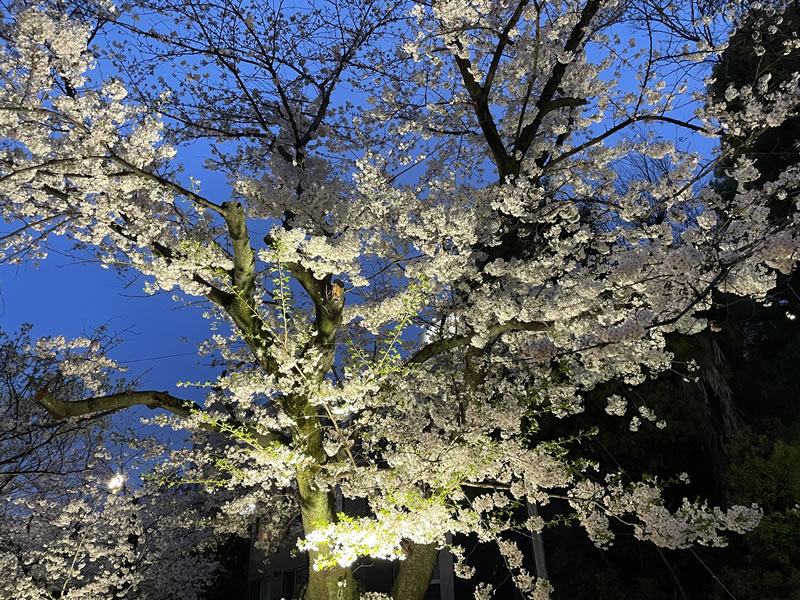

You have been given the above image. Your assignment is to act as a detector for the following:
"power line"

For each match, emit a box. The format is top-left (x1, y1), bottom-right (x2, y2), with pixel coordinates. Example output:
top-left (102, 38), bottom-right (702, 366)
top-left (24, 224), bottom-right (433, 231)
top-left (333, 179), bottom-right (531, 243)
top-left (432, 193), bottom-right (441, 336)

top-left (118, 351), bottom-right (201, 364)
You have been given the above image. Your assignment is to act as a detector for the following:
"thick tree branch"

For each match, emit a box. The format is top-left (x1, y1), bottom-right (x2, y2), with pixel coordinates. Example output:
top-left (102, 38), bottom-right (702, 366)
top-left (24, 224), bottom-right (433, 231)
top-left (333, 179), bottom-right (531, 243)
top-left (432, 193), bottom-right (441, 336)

top-left (36, 388), bottom-right (196, 420)
top-left (543, 96), bottom-right (589, 113)
top-left (392, 541), bottom-right (439, 600)
top-left (35, 388), bottom-right (288, 446)
top-left (221, 202), bottom-right (257, 315)
top-left (283, 257), bottom-right (345, 380)
top-left (515, 0), bottom-right (602, 161)
top-left (483, 0), bottom-right (531, 95)
top-left (452, 52), bottom-right (515, 176)
top-left (149, 201), bottom-right (273, 375)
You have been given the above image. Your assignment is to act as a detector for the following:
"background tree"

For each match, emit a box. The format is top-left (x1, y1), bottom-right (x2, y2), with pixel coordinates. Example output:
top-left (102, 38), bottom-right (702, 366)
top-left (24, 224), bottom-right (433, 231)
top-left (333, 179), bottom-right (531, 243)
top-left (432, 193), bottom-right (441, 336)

top-left (0, 324), bottom-right (219, 599)
top-left (2, 1), bottom-right (799, 599)
top-left (532, 3), bottom-right (800, 597)
top-left (0, 324), bottom-right (109, 499)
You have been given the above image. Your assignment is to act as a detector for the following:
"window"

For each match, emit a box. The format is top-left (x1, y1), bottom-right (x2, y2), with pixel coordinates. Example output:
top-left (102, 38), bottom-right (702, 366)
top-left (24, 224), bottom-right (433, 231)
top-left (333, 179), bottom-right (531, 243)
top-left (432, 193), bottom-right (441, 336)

top-left (282, 567), bottom-right (308, 599)
top-left (425, 561), bottom-right (441, 600)
top-left (249, 579), bottom-right (271, 600)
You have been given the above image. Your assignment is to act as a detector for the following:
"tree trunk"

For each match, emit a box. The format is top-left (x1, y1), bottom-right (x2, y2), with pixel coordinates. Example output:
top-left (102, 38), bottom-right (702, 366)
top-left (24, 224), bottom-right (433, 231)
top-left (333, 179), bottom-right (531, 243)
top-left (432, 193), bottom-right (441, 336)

top-left (297, 470), bottom-right (358, 600)
top-left (290, 389), bottom-right (357, 600)
top-left (391, 542), bottom-right (439, 600)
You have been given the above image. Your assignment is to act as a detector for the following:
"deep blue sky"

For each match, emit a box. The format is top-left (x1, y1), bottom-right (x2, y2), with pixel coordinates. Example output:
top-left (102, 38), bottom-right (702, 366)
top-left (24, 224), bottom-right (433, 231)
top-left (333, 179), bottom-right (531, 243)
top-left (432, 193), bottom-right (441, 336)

top-left (1, 249), bottom-right (211, 400)
top-left (0, 154), bottom-right (233, 405)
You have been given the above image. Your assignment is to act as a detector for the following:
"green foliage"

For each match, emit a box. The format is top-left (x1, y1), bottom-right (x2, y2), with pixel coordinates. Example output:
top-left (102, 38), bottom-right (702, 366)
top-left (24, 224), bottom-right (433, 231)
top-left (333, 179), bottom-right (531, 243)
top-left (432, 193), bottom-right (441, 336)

top-left (267, 238), bottom-right (295, 348)
top-left (712, 428), bottom-right (800, 599)
top-left (726, 428), bottom-right (800, 509)
top-left (346, 276), bottom-right (430, 378)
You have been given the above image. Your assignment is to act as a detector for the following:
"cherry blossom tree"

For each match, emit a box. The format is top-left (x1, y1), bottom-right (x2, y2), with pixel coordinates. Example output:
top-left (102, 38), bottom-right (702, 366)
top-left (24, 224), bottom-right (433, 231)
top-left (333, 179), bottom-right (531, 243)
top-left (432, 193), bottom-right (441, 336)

top-left (0, 324), bottom-right (217, 599)
top-left (0, 324), bottom-right (108, 500)
top-left (2, 1), bottom-right (798, 599)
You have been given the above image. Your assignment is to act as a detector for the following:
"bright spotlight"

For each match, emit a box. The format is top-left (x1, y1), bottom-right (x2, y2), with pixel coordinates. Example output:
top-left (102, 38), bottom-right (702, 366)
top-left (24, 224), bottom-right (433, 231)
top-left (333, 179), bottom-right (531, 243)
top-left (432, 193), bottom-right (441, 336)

top-left (107, 472), bottom-right (125, 492)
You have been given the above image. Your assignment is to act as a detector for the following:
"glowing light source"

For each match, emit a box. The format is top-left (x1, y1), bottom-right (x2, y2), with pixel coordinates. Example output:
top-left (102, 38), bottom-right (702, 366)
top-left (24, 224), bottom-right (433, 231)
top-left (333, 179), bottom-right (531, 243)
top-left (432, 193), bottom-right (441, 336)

top-left (107, 472), bottom-right (125, 492)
